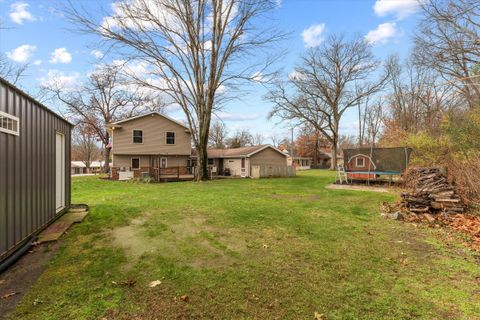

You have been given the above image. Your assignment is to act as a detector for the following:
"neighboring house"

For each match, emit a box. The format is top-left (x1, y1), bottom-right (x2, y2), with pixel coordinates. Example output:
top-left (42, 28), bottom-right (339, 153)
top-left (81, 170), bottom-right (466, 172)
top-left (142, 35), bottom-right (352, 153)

top-left (204, 145), bottom-right (290, 178)
top-left (71, 161), bottom-right (106, 175)
top-left (291, 157), bottom-right (312, 170)
top-left (107, 112), bottom-right (192, 180)
top-left (0, 77), bottom-right (72, 265)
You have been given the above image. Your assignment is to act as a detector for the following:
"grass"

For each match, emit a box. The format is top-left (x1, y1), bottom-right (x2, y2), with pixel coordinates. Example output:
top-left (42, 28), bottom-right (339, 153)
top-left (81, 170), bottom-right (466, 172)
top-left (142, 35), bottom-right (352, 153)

top-left (9, 170), bottom-right (480, 319)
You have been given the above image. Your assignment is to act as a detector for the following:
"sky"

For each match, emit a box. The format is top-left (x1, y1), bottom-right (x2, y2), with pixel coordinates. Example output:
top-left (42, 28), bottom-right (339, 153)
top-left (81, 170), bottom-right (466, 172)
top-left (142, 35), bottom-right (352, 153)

top-left (0, 0), bottom-right (423, 143)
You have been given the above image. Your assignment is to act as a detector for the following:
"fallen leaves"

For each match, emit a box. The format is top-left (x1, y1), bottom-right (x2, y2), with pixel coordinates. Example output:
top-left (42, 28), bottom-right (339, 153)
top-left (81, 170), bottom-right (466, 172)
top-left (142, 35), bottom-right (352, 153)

top-left (1, 292), bottom-right (18, 299)
top-left (314, 312), bottom-right (326, 319)
top-left (148, 280), bottom-right (162, 288)
top-left (180, 295), bottom-right (189, 302)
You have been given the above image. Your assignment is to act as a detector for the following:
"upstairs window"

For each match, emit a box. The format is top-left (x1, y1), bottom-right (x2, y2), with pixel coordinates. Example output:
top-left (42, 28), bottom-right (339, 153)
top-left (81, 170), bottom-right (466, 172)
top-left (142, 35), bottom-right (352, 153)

top-left (0, 111), bottom-right (19, 136)
top-left (166, 131), bottom-right (175, 145)
top-left (133, 130), bottom-right (143, 143)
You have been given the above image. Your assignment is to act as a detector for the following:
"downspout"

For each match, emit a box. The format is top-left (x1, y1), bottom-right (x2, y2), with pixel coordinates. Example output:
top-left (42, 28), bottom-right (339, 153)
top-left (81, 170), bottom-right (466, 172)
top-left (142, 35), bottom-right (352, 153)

top-left (0, 236), bottom-right (37, 274)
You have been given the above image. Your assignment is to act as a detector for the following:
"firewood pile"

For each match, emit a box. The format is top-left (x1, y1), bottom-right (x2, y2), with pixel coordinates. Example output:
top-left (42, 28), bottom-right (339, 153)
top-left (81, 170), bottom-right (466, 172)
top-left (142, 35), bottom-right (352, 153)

top-left (400, 167), bottom-right (466, 215)
top-left (381, 167), bottom-right (480, 251)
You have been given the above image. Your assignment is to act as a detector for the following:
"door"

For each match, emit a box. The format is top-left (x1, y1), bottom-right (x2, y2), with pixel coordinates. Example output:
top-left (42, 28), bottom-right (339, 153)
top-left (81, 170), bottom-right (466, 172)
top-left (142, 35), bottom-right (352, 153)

top-left (56, 132), bottom-right (65, 211)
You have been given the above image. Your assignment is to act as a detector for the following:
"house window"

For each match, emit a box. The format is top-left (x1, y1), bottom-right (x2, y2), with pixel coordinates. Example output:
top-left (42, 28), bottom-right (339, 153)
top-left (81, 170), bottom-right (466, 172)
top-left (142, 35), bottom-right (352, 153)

top-left (356, 157), bottom-right (365, 167)
top-left (166, 131), bottom-right (175, 145)
top-left (160, 157), bottom-right (167, 168)
top-left (241, 158), bottom-right (245, 169)
top-left (131, 158), bottom-right (140, 169)
top-left (133, 130), bottom-right (143, 143)
top-left (0, 111), bottom-right (19, 136)
top-left (208, 158), bottom-right (214, 165)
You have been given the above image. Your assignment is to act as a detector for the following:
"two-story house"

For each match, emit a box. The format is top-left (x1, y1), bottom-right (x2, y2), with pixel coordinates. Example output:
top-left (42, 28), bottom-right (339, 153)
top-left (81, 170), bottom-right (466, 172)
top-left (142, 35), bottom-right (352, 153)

top-left (107, 112), bottom-right (192, 180)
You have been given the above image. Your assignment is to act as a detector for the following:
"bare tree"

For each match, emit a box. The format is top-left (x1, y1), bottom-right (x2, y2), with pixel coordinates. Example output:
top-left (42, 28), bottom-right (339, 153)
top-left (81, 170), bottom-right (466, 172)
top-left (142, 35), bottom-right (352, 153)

top-left (42, 63), bottom-right (163, 172)
top-left (364, 99), bottom-right (384, 147)
top-left (72, 124), bottom-right (101, 173)
top-left (385, 55), bottom-right (461, 136)
top-left (66, 0), bottom-right (284, 180)
top-left (208, 120), bottom-right (229, 148)
top-left (0, 53), bottom-right (28, 85)
top-left (226, 129), bottom-right (253, 148)
top-left (414, 0), bottom-right (480, 108)
top-left (268, 34), bottom-right (390, 169)
top-left (252, 133), bottom-right (265, 145)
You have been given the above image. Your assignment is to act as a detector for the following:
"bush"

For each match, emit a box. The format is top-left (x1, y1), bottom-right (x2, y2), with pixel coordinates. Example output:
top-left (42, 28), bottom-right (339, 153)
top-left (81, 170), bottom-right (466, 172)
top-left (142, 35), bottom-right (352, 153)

top-left (402, 107), bottom-right (480, 206)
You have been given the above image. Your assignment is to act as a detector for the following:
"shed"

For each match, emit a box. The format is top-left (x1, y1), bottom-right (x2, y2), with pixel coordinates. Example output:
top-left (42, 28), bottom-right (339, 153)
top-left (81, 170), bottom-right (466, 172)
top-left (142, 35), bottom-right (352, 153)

top-left (0, 78), bottom-right (72, 264)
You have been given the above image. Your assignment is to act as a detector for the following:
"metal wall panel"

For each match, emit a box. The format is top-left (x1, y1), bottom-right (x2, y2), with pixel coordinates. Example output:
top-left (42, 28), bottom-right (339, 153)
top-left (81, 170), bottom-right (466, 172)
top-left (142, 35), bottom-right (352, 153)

top-left (0, 78), bottom-right (72, 261)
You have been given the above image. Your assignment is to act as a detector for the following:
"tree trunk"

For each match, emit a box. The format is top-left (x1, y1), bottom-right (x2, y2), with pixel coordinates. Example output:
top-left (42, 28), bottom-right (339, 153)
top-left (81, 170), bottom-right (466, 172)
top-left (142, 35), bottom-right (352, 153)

top-left (313, 130), bottom-right (319, 168)
top-left (102, 147), bottom-right (110, 173)
top-left (330, 129), bottom-right (338, 170)
top-left (196, 143), bottom-right (209, 181)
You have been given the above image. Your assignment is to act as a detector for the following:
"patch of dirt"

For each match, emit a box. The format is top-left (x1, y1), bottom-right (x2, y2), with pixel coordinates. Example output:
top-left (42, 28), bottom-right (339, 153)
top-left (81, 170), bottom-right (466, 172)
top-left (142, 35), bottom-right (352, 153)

top-left (0, 242), bottom-right (60, 319)
top-left (270, 194), bottom-right (321, 201)
top-left (326, 184), bottom-right (390, 193)
top-left (110, 215), bottom-right (252, 269)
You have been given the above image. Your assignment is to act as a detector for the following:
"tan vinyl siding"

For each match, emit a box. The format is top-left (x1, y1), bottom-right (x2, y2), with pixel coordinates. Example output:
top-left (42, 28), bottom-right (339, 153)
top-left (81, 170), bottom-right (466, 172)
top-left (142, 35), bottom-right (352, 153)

top-left (249, 148), bottom-right (288, 167)
top-left (112, 114), bottom-right (191, 155)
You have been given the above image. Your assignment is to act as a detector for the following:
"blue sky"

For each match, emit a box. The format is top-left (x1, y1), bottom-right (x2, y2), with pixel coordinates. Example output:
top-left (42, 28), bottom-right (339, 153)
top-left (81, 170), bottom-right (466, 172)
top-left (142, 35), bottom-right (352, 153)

top-left (0, 0), bottom-right (422, 142)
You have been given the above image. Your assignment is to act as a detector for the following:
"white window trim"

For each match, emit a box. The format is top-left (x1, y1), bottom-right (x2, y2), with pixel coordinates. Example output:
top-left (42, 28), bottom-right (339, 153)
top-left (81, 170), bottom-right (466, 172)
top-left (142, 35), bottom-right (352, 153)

top-left (165, 131), bottom-right (176, 145)
top-left (160, 157), bottom-right (168, 168)
top-left (131, 157), bottom-right (140, 170)
top-left (0, 111), bottom-right (20, 136)
top-left (356, 157), bottom-right (365, 167)
top-left (132, 129), bottom-right (143, 144)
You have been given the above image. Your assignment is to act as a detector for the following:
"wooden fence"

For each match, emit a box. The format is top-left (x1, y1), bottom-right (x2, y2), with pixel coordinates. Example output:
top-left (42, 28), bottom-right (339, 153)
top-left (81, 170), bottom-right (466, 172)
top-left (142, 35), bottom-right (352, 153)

top-left (250, 165), bottom-right (296, 179)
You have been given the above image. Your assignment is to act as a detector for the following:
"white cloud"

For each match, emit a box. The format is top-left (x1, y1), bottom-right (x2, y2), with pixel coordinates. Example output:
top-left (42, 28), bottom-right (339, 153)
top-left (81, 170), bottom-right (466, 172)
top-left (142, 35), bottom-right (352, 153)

top-left (365, 22), bottom-right (397, 45)
top-left (302, 23), bottom-right (326, 48)
top-left (33, 59), bottom-right (42, 65)
top-left (6, 44), bottom-right (36, 63)
top-left (217, 111), bottom-right (260, 122)
top-left (39, 70), bottom-right (80, 91)
top-left (9, 2), bottom-right (36, 24)
top-left (275, 0), bottom-right (282, 8)
top-left (90, 49), bottom-right (103, 59)
top-left (49, 48), bottom-right (72, 64)
top-left (373, 0), bottom-right (422, 20)
top-left (288, 70), bottom-right (306, 81)
top-left (252, 71), bottom-right (265, 83)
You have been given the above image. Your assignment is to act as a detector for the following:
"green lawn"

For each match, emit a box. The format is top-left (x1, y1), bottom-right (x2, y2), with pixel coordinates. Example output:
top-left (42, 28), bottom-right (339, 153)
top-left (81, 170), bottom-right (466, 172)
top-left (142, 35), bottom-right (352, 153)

top-left (9, 170), bottom-right (480, 319)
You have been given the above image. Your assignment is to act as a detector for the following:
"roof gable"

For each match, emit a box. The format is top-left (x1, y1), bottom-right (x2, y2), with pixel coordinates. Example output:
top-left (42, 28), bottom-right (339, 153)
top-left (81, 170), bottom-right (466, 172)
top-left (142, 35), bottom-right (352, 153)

top-left (109, 112), bottom-right (189, 130)
top-left (207, 145), bottom-right (288, 158)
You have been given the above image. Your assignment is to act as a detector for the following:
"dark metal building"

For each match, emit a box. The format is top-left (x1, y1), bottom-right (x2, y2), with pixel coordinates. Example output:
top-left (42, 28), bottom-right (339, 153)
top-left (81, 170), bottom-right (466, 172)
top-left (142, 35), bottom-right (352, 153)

top-left (0, 77), bottom-right (72, 263)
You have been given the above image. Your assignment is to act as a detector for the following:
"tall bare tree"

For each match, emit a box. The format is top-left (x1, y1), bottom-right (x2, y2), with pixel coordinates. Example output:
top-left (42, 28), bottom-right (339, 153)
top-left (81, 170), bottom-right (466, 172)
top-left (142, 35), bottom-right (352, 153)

top-left (414, 0), bottom-right (480, 108)
top-left (208, 120), bottom-right (229, 148)
top-left (42, 63), bottom-right (162, 172)
top-left (66, 0), bottom-right (284, 180)
top-left (268, 34), bottom-right (390, 169)
top-left (385, 55), bottom-right (461, 136)
top-left (364, 99), bottom-right (384, 147)
top-left (72, 124), bottom-right (101, 173)
top-left (226, 129), bottom-right (253, 148)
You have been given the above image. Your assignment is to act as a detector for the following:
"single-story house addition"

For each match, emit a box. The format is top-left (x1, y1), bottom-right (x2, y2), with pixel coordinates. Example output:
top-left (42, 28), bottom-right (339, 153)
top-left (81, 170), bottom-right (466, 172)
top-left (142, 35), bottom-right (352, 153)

top-left (205, 145), bottom-right (292, 178)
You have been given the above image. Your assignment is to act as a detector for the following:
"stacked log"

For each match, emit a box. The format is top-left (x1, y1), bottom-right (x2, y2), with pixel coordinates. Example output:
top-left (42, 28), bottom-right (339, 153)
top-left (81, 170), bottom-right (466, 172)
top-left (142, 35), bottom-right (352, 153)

top-left (400, 167), bottom-right (466, 215)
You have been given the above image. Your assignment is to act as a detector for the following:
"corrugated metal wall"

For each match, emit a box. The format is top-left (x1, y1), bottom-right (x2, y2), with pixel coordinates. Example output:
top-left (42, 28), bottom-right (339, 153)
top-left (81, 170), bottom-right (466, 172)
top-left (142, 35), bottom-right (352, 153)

top-left (0, 78), bottom-right (72, 262)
